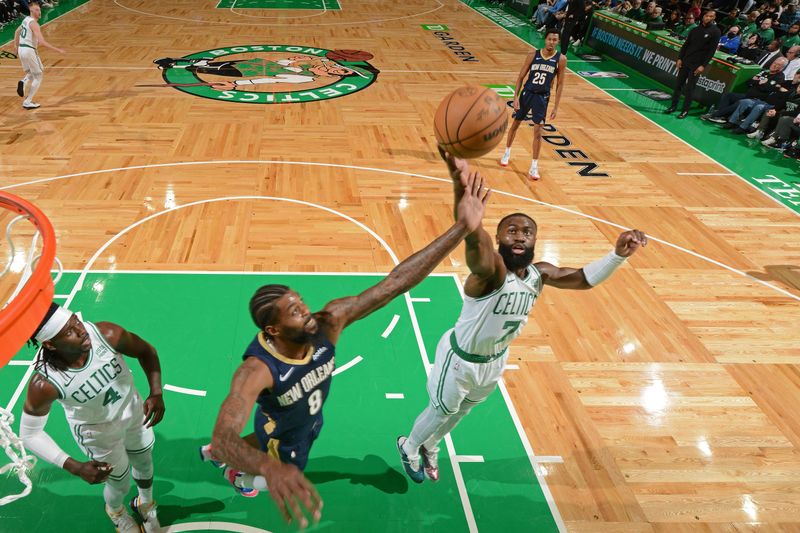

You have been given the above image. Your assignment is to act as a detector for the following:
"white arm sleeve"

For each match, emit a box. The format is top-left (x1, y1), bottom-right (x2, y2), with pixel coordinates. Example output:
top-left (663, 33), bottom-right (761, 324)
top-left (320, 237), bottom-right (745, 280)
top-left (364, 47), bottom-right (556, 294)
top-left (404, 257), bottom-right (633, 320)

top-left (583, 250), bottom-right (627, 287)
top-left (20, 412), bottom-right (70, 468)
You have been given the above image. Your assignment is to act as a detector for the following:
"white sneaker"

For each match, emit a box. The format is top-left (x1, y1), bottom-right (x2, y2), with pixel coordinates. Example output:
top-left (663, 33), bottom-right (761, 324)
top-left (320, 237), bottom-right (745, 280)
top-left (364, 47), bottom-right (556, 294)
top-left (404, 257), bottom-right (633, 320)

top-left (130, 497), bottom-right (161, 533)
top-left (762, 136), bottom-right (777, 146)
top-left (22, 102), bottom-right (40, 109)
top-left (528, 164), bottom-right (540, 181)
top-left (106, 505), bottom-right (142, 533)
top-left (500, 149), bottom-right (511, 167)
top-left (747, 130), bottom-right (764, 139)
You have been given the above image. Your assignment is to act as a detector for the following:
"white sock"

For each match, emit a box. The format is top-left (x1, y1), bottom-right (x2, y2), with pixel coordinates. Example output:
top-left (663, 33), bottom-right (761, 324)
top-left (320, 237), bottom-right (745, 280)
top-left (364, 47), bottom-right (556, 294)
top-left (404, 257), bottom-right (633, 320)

top-left (235, 472), bottom-right (269, 490)
top-left (24, 76), bottom-right (41, 105)
top-left (529, 159), bottom-right (538, 172)
top-left (405, 404), bottom-right (452, 460)
top-left (137, 484), bottom-right (153, 505)
top-left (504, 147), bottom-right (511, 156)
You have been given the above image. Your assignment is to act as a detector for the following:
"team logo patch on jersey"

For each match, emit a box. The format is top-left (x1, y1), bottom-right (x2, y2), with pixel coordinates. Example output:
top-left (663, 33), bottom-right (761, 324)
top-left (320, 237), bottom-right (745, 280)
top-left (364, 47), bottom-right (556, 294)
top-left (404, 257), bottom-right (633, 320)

top-left (149, 45), bottom-right (380, 104)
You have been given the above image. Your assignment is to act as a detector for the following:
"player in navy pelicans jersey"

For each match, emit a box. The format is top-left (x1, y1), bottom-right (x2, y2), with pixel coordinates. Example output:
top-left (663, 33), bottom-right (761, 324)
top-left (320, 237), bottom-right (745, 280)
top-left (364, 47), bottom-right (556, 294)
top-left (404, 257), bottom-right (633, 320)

top-left (499, 29), bottom-right (567, 181)
top-left (203, 155), bottom-right (492, 528)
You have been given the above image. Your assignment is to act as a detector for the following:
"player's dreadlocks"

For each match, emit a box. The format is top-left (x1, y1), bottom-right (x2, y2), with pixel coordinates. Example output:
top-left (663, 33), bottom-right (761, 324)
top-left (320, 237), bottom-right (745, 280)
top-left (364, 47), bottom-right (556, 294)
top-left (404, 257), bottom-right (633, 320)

top-left (249, 284), bottom-right (290, 337)
top-left (28, 303), bottom-right (71, 374)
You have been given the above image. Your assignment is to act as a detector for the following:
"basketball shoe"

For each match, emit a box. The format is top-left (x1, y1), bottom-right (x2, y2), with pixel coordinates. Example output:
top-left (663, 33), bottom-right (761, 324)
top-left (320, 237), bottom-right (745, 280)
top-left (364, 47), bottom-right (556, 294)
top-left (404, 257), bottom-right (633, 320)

top-left (396, 436), bottom-right (425, 484)
top-left (130, 496), bottom-right (161, 533)
top-left (106, 505), bottom-right (142, 533)
top-left (420, 445), bottom-right (439, 482)
top-left (223, 467), bottom-right (259, 497)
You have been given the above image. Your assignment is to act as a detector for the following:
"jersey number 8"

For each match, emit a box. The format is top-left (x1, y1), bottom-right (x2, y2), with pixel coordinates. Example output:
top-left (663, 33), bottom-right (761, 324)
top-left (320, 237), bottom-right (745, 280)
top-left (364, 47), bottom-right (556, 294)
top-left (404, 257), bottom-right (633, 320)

top-left (308, 389), bottom-right (322, 415)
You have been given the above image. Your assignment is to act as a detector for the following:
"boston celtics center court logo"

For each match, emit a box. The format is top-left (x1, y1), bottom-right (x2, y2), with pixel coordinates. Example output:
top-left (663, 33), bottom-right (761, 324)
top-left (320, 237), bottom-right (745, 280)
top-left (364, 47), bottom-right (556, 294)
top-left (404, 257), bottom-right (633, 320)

top-left (150, 45), bottom-right (380, 104)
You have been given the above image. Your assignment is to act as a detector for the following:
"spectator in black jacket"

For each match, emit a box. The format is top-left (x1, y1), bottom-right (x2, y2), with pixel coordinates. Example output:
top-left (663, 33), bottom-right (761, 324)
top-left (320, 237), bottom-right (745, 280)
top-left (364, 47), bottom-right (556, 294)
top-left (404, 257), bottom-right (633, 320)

top-left (665, 10), bottom-right (723, 118)
top-left (701, 57), bottom-right (789, 120)
top-left (749, 72), bottom-right (800, 139)
top-left (560, 0), bottom-right (586, 53)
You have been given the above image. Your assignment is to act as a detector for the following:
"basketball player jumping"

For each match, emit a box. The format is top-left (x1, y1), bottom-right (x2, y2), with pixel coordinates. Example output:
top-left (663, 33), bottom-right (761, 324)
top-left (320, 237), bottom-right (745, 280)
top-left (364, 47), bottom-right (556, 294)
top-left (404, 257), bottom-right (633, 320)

top-left (499, 29), bottom-right (566, 181)
top-left (397, 149), bottom-right (646, 484)
top-left (203, 154), bottom-right (491, 529)
top-left (20, 304), bottom-right (165, 532)
top-left (13, 0), bottom-right (65, 109)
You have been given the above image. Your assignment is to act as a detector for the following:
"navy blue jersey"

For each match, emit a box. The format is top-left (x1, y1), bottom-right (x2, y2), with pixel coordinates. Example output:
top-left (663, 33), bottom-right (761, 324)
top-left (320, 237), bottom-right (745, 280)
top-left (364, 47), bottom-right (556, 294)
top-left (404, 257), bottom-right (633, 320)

top-left (523, 49), bottom-right (560, 94)
top-left (244, 332), bottom-right (336, 446)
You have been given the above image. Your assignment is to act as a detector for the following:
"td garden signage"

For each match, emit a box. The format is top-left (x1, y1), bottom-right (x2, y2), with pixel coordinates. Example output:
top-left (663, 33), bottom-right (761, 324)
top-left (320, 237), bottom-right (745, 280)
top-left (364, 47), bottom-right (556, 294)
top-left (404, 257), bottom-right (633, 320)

top-left (152, 45), bottom-right (380, 104)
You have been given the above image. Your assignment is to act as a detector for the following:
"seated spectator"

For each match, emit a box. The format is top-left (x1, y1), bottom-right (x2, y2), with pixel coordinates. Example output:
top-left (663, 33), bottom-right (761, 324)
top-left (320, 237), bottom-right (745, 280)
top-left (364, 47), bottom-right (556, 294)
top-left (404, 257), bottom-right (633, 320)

top-left (754, 39), bottom-right (784, 66)
top-left (720, 25), bottom-right (742, 52)
top-left (722, 74), bottom-right (794, 133)
top-left (663, 0), bottom-right (682, 18)
top-left (645, 5), bottom-right (665, 24)
top-left (688, 0), bottom-right (703, 20)
top-left (742, 10), bottom-right (761, 36)
top-left (636, 0), bottom-right (656, 21)
top-left (675, 13), bottom-right (698, 36)
top-left (782, 23), bottom-right (800, 50)
top-left (532, 0), bottom-right (556, 27)
top-left (758, 0), bottom-right (783, 24)
top-left (778, 3), bottom-right (799, 30)
top-left (538, 0), bottom-right (569, 31)
top-left (761, 111), bottom-right (800, 148)
top-left (611, 0), bottom-right (633, 15)
top-left (720, 8), bottom-right (742, 28)
top-left (665, 9), bottom-right (683, 29)
top-left (756, 18), bottom-right (777, 42)
top-left (750, 71), bottom-right (800, 139)
top-left (702, 57), bottom-right (789, 123)
top-left (784, 45), bottom-right (800, 79)
top-left (738, 33), bottom-right (764, 59)
top-left (627, 0), bottom-right (646, 20)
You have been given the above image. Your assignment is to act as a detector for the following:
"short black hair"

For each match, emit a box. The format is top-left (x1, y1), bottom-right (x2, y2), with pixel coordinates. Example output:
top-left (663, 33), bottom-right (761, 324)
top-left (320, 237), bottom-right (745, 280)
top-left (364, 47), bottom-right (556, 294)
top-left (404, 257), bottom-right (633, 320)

top-left (545, 29), bottom-right (561, 39)
top-left (497, 212), bottom-right (537, 231)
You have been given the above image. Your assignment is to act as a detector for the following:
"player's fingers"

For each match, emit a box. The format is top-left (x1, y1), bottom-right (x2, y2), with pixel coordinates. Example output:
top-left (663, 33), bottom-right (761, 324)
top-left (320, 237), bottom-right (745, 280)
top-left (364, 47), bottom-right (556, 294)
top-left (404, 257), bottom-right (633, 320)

top-left (272, 492), bottom-right (293, 524)
top-left (482, 188), bottom-right (492, 206)
top-left (286, 493), bottom-right (308, 530)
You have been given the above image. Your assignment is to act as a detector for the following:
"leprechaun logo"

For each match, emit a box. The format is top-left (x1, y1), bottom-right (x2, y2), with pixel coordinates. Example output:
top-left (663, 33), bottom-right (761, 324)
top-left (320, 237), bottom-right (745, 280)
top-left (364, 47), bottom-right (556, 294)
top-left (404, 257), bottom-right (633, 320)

top-left (149, 45), bottom-right (380, 104)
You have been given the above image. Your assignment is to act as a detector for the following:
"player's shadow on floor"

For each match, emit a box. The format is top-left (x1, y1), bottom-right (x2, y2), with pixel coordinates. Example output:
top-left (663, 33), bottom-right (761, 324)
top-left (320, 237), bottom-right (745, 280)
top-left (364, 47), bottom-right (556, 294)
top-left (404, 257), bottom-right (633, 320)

top-left (306, 454), bottom-right (409, 494)
top-left (746, 264), bottom-right (800, 292)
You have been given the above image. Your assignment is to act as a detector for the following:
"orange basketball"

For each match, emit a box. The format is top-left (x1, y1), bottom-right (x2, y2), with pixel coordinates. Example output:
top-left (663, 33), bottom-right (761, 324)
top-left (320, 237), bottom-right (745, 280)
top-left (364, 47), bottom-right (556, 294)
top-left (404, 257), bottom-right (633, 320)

top-left (433, 86), bottom-right (508, 159)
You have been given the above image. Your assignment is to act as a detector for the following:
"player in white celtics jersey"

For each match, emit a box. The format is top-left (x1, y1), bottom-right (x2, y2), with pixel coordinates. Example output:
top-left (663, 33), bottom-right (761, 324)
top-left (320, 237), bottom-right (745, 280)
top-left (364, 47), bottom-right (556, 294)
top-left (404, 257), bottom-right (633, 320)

top-left (19, 304), bottom-right (165, 532)
top-left (397, 150), bottom-right (647, 483)
top-left (12, 1), bottom-right (65, 109)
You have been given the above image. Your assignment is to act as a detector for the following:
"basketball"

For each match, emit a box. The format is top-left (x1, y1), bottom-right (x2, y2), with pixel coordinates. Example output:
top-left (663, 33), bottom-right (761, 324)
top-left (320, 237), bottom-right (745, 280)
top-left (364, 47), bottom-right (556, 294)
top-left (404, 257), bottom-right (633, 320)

top-left (327, 49), bottom-right (374, 62)
top-left (433, 85), bottom-right (508, 159)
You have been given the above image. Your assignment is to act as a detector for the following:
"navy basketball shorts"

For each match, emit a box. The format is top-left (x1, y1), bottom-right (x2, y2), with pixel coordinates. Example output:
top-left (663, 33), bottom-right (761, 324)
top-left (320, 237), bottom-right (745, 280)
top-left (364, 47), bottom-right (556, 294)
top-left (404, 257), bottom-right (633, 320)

top-left (512, 90), bottom-right (549, 124)
top-left (254, 409), bottom-right (323, 471)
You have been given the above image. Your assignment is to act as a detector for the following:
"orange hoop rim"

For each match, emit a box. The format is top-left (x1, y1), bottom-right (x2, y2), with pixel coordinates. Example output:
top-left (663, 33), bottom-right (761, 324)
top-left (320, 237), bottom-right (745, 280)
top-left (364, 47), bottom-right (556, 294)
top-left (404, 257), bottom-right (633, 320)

top-left (0, 192), bottom-right (56, 365)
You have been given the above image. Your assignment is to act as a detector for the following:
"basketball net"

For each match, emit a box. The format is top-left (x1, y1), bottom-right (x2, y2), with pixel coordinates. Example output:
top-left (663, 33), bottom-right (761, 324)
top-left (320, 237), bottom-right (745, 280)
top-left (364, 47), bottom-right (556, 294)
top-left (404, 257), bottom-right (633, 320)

top-left (0, 215), bottom-right (60, 505)
top-left (0, 406), bottom-right (36, 506)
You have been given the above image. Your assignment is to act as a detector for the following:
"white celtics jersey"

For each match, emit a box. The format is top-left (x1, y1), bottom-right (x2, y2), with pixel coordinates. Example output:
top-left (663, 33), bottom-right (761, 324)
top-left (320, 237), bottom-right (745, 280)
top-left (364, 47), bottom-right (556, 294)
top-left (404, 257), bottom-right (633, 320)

top-left (19, 16), bottom-right (38, 49)
top-left (452, 265), bottom-right (543, 358)
top-left (38, 321), bottom-right (137, 426)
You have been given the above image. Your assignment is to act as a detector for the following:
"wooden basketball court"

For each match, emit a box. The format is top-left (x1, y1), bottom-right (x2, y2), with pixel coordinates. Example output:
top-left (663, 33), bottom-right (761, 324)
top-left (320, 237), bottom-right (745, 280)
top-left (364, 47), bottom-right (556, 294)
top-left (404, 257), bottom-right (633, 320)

top-left (1, 0), bottom-right (799, 531)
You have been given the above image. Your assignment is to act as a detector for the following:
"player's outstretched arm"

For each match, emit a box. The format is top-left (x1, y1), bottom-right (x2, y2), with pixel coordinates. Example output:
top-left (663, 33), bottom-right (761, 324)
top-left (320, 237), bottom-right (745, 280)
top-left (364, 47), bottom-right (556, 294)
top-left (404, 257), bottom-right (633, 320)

top-left (535, 229), bottom-right (647, 289)
top-left (319, 172), bottom-right (491, 343)
top-left (98, 322), bottom-right (164, 428)
top-left (20, 375), bottom-right (113, 484)
top-left (32, 21), bottom-right (65, 54)
top-left (212, 357), bottom-right (322, 527)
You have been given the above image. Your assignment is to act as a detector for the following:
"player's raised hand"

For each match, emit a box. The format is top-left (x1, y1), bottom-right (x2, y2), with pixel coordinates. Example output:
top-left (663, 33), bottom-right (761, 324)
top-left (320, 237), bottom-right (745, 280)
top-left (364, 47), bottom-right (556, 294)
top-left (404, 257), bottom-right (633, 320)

top-left (437, 145), bottom-right (470, 186)
top-left (614, 229), bottom-right (647, 257)
top-left (262, 461), bottom-right (322, 529)
top-left (143, 392), bottom-right (165, 428)
top-left (456, 170), bottom-right (492, 233)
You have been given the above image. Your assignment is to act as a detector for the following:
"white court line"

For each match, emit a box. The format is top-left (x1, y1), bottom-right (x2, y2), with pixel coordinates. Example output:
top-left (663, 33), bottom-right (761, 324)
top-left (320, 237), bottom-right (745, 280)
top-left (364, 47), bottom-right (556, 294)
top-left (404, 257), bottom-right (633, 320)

top-left (8, 360), bottom-right (33, 366)
top-left (164, 522), bottom-right (273, 533)
top-left (449, 274), bottom-right (567, 533)
top-left (381, 314), bottom-right (400, 338)
top-left (54, 269), bottom-right (454, 276)
top-left (505, 364), bottom-right (520, 370)
top-left (533, 456), bottom-right (565, 463)
top-left (332, 355), bottom-right (363, 376)
top-left (164, 384), bottom-right (207, 397)
top-left (53, 294), bottom-right (70, 298)
top-left (385, 393), bottom-right (405, 399)
top-left (0, 65), bottom-right (152, 70)
top-left (409, 297), bottom-right (430, 303)
top-left (455, 455), bottom-right (485, 463)
top-left (677, 172), bottom-right (736, 176)
top-left (113, 0), bottom-right (444, 27)
top-left (229, 0), bottom-right (329, 21)
top-left (4, 160), bottom-right (795, 303)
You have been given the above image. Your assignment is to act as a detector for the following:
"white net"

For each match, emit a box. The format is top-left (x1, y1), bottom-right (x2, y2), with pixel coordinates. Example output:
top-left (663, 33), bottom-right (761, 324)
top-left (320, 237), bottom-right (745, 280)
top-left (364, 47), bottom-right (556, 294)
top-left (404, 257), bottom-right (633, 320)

top-left (0, 406), bottom-right (36, 506)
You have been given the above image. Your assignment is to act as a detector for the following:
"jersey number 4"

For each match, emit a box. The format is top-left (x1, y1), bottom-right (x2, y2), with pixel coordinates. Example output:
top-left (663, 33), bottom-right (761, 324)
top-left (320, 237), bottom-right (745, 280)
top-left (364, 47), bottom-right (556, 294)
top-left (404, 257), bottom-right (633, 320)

top-left (103, 387), bottom-right (122, 406)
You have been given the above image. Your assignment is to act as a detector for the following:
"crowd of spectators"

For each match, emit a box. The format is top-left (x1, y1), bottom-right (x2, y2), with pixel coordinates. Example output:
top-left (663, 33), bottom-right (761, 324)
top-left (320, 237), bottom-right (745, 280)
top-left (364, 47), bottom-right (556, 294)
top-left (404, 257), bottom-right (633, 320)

top-left (1, 0), bottom-right (57, 28)
top-left (522, 0), bottom-right (800, 158)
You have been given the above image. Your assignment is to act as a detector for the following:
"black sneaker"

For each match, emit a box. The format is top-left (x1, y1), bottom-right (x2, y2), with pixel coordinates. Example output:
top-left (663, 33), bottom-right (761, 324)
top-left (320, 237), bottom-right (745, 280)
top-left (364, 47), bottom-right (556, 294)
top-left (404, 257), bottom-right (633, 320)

top-left (16, 80), bottom-right (23, 97)
top-left (396, 436), bottom-right (425, 484)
